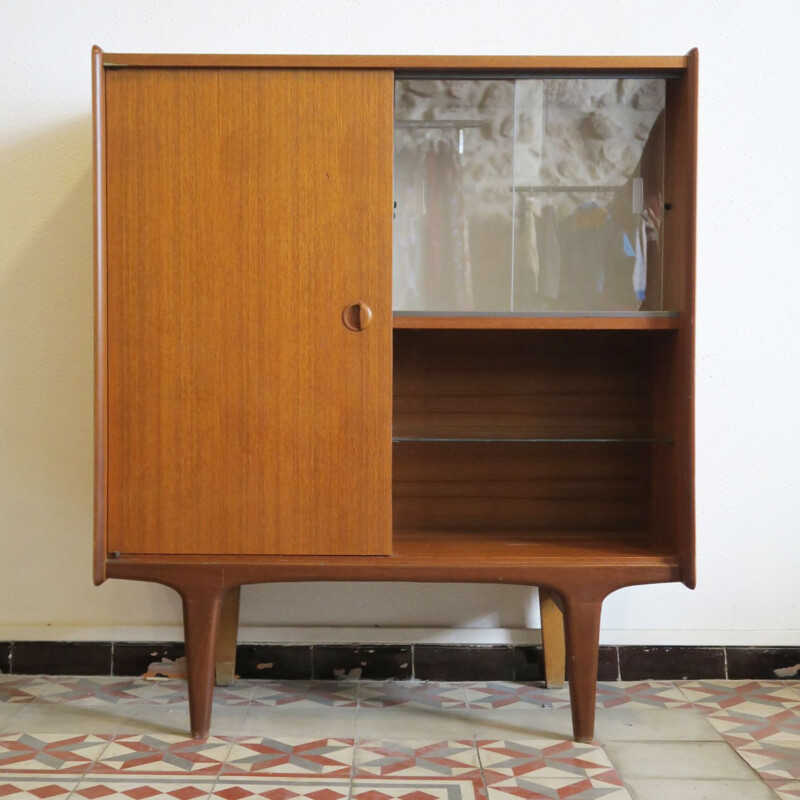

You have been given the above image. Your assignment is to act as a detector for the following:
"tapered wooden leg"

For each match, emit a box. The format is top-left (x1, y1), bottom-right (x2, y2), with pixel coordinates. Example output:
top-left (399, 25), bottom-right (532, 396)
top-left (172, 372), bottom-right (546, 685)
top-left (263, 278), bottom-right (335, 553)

top-left (562, 593), bottom-right (604, 743)
top-left (215, 587), bottom-right (241, 687)
top-left (539, 588), bottom-right (565, 689)
top-left (181, 585), bottom-right (226, 738)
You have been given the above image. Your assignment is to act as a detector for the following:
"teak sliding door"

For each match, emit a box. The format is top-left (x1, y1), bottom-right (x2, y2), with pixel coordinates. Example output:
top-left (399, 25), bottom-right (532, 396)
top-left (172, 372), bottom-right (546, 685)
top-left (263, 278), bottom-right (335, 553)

top-left (104, 68), bottom-right (393, 555)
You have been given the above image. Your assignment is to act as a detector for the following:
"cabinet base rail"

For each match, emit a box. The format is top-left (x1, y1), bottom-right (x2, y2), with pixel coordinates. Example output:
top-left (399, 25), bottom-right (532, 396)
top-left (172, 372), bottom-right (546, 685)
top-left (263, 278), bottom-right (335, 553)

top-left (105, 559), bottom-right (679, 742)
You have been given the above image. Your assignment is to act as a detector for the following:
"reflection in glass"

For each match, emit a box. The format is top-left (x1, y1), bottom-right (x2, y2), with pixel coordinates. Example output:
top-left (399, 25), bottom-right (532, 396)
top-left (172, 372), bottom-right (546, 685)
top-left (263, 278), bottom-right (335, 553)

top-left (393, 77), bottom-right (666, 313)
top-left (393, 79), bottom-right (515, 312)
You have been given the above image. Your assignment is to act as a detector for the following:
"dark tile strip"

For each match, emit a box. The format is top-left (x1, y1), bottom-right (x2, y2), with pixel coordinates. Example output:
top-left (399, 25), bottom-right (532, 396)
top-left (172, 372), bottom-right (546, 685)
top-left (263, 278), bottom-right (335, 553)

top-left (726, 647), bottom-right (800, 680)
top-left (598, 646), bottom-right (620, 681)
top-left (1, 641), bottom-right (798, 680)
top-left (237, 644), bottom-right (312, 680)
top-left (618, 646), bottom-right (726, 680)
top-left (11, 642), bottom-right (112, 676)
top-left (513, 644), bottom-right (619, 682)
top-left (112, 642), bottom-right (186, 676)
top-left (414, 645), bottom-right (515, 681)
top-left (313, 645), bottom-right (411, 680)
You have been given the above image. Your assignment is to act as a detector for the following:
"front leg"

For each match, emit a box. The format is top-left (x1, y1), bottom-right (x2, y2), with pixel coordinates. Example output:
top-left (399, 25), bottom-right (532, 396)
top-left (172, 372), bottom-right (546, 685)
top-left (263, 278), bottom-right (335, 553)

top-left (561, 591), bottom-right (604, 743)
top-left (180, 582), bottom-right (227, 738)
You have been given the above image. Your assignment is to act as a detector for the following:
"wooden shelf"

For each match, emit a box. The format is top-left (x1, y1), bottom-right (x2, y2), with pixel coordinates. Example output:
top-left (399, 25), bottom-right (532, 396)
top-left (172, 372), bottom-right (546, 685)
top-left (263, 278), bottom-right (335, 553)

top-left (393, 313), bottom-right (680, 330)
top-left (392, 528), bottom-right (668, 563)
top-left (108, 529), bottom-right (677, 573)
top-left (393, 436), bottom-right (672, 444)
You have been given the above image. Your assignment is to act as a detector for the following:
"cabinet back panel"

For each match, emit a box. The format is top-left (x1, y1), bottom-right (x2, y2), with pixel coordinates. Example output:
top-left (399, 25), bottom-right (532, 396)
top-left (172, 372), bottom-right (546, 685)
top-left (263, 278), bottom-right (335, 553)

top-left (393, 441), bottom-right (652, 533)
top-left (105, 68), bottom-right (393, 555)
top-left (393, 330), bottom-right (661, 536)
top-left (394, 330), bottom-right (661, 440)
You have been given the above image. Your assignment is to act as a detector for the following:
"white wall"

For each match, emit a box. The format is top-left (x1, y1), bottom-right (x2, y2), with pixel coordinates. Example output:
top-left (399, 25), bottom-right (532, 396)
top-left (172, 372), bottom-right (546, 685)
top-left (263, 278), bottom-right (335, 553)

top-left (1, 0), bottom-right (799, 646)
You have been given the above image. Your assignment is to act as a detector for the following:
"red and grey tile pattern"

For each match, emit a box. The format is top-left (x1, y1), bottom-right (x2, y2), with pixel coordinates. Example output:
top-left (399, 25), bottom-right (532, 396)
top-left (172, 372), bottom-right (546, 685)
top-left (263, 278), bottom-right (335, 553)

top-left (0, 676), bottom-right (799, 798)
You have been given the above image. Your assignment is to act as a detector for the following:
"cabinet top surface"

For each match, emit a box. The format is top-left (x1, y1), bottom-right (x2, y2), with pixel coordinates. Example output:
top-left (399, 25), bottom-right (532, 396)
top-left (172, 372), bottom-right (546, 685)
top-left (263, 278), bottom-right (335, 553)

top-left (95, 47), bottom-right (691, 71)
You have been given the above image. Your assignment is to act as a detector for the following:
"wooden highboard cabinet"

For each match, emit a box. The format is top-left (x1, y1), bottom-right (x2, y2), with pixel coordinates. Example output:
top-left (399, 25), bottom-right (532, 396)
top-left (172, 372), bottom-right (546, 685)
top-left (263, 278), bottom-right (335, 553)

top-left (93, 47), bottom-right (697, 742)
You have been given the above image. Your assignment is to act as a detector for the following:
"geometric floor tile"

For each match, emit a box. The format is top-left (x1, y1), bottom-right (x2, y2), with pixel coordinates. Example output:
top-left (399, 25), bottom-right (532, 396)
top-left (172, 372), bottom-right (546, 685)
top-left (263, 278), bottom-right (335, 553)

top-left (0, 676), bottom-right (797, 800)
top-left (142, 683), bottom-right (256, 708)
top-left (0, 735), bottom-right (110, 774)
top-left (354, 741), bottom-right (479, 777)
top-left (769, 781), bottom-right (800, 800)
top-left (707, 707), bottom-right (800, 746)
top-left (466, 682), bottom-right (689, 712)
top-left (477, 739), bottom-right (618, 783)
top-left (222, 739), bottom-right (354, 776)
top-left (486, 776), bottom-right (631, 800)
top-left (734, 741), bottom-right (800, 781)
top-left (212, 779), bottom-right (351, 800)
top-left (677, 681), bottom-right (800, 716)
top-left (92, 736), bottom-right (232, 775)
top-left (0, 780), bottom-right (78, 799)
top-left (465, 684), bottom-right (566, 711)
top-left (359, 683), bottom-right (467, 710)
top-left (248, 684), bottom-right (357, 709)
top-left (351, 777), bottom-right (483, 800)
top-left (16, 679), bottom-right (155, 707)
top-left (73, 779), bottom-right (215, 800)
top-left (593, 683), bottom-right (690, 710)
top-left (0, 681), bottom-right (52, 706)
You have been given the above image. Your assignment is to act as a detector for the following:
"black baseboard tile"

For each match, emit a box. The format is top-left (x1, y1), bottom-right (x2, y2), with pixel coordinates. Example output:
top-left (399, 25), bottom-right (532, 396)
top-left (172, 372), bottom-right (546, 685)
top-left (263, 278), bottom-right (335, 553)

top-left (2, 641), bottom-right (797, 681)
top-left (619, 646), bottom-right (726, 681)
top-left (12, 642), bottom-right (112, 676)
top-left (314, 645), bottom-right (411, 680)
top-left (112, 642), bottom-right (185, 677)
top-left (237, 645), bottom-right (312, 680)
top-left (414, 645), bottom-right (514, 681)
top-left (725, 647), bottom-right (800, 680)
top-left (514, 645), bottom-right (618, 682)
top-left (598, 646), bottom-right (620, 681)
top-left (513, 646), bottom-right (544, 682)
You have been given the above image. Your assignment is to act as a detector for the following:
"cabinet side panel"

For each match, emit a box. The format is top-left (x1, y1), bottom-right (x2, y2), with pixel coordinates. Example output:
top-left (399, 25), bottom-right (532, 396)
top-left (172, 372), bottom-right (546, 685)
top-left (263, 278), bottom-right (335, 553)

top-left (657, 50), bottom-right (697, 587)
top-left (105, 68), bottom-right (393, 555)
top-left (92, 47), bottom-right (108, 583)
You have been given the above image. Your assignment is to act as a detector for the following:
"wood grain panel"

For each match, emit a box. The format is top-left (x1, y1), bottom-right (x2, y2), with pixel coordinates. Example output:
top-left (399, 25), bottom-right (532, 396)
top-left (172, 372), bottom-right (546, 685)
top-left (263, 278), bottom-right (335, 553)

top-left (657, 49), bottom-right (698, 587)
top-left (102, 53), bottom-right (689, 72)
top-left (105, 68), bottom-right (393, 555)
top-left (393, 441), bottom-right (652, 533)
top-left (393, 330), bottom-right (663, 440)
top-left (92, 46), bottom-right (108, 584)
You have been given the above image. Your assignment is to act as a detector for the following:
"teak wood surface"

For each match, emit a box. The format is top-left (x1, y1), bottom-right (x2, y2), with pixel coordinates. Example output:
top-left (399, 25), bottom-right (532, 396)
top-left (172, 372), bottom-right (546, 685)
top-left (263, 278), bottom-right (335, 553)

top-left (103, 67), bottom-right (393, 556)
top-left (101, 53), bottom-right (688, 72)
top-left (94, 48), bottom-right (697, 744)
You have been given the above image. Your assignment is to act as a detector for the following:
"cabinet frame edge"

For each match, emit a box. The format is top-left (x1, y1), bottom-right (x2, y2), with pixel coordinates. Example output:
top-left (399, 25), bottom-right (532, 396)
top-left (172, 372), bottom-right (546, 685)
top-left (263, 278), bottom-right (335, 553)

top-left (100, 53), bottom-right (689, 71)
top-left (92, 45), bottom-right (108, 585)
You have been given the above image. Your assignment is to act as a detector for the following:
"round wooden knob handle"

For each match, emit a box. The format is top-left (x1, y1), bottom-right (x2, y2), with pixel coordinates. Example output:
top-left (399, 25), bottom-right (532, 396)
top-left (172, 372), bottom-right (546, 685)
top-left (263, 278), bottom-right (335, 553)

top-left (342, 302), bottom-right (373, 332)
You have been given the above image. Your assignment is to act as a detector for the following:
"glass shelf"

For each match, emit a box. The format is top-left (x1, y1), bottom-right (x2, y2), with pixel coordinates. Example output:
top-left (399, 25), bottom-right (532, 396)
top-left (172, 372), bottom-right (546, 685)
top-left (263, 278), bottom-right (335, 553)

top-left (392, 436), bottom-right (674, 444)
top-left (393, 310), bottom-right (680, 330)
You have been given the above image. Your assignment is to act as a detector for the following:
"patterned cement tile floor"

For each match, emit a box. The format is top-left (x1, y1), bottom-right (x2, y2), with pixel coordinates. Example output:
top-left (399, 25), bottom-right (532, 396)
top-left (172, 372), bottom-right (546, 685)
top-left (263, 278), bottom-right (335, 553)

top-left (0, 677), bottom-right (799, 800)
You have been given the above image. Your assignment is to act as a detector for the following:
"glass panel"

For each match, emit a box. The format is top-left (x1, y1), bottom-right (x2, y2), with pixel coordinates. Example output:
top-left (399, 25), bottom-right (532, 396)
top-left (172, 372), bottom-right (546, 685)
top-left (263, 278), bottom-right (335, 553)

top-left (393, 78), bottom-right (515, 312)
top-left (513, 78), bottom-right (665, 312)
top-left (393, 77), bottom-right (666, 313)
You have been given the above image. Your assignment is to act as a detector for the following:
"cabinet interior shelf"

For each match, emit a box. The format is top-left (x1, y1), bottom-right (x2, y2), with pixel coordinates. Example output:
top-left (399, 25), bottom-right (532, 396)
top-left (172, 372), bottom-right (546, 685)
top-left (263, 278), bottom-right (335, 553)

top-left (392, 312), bottom-right (681, 330)
top-left (391, 529), bottom-right (673, 563)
